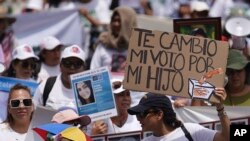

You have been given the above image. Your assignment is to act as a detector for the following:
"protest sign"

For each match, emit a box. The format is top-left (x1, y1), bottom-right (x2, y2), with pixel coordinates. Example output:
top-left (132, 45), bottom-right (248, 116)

top-left (70, 67), bottom-right (117, 121)
top-left (124, 28), bottom-right (229, 102)
top-left (0, 76), bottom-right (39, 122)
top-left (0, 76), bottom-right (38, 95)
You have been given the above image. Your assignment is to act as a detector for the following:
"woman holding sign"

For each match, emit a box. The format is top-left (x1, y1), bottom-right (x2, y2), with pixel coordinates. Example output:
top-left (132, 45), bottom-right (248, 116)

top-left (224, 49), bottom-right (250, 106)
top-left (128, 91), bottom-right (230, 141)
top-left (90, 79), bottom-right (141, 135)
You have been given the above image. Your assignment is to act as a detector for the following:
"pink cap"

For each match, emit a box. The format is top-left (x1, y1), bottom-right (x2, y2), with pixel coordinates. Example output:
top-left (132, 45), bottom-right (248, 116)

top-left (51, 109), bottom-right (91, 126)
top-left (12, 44), bottom-right (39, 60)
top-left (40, 36), bottom-right (62, 50)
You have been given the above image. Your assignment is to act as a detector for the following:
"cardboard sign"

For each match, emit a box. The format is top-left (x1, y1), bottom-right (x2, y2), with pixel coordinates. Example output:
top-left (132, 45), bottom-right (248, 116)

top-left (124, 28), bottom-right (229, 102)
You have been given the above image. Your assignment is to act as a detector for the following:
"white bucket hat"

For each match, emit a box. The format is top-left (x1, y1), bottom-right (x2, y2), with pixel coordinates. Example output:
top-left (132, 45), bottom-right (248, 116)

top-left (112, 78), bottom-right (126, 94)
top-left (12, 44), bottom-right (39, 60)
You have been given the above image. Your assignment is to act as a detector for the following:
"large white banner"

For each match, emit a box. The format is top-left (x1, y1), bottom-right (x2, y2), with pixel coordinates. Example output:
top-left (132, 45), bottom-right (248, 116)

top-left (12, 9), bottom-right (84, 48)
top-left (176, 106), bottom-right (250, 123)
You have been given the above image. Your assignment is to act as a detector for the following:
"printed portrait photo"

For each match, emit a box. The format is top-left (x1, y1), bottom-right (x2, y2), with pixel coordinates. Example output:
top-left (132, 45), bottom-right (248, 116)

top-left (75, 80), bottom-right (96, 106)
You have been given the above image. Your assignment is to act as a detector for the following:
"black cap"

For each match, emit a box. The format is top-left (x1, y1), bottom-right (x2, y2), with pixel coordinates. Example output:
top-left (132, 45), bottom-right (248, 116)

top-left (128, 93), bottom-right (174, 115)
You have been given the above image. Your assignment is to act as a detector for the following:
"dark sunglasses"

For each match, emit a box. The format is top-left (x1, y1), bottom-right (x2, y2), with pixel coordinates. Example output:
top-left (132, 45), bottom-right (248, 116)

top-left (61, 59), bottom-right (84, 69)
top-left (21, 60), bottom-right (36, 69)
top-left (9, 98), bottom-right (32, 108)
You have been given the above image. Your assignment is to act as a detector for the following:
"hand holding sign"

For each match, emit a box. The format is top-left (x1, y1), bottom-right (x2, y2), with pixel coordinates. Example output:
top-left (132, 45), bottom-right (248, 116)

top-left (124, 28), bottom-right (229, 103)
top-left (199, 68), bottom-right (223, 84)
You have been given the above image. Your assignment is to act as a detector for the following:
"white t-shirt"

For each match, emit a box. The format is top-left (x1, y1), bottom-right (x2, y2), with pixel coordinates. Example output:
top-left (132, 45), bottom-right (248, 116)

top-left (33, 74), bottom-right (76, 110)
top-left (142, 123), bottom-right (216, 141)
top-left (0, 122), bottom-right (27, 141)
top-left (106, 114), bottom-right (141, 133)
top-left (38, 63), bottom-right (60, 83)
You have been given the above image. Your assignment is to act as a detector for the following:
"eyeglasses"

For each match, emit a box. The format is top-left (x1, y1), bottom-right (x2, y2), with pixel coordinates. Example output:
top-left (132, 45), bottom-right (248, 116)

top-left (21, 60), bottom-right (36, 69)
top-left (136, 110), bottom-right (157, 119)
top-left (61, 59), bottom-right (84, 69)
top-left (9, 98), bottom-right (32, 108)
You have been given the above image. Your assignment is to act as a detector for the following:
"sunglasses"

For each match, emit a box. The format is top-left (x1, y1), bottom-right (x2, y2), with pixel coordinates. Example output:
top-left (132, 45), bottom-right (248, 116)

top-left (21, 60), bottom-right (36, 69)
top-left (9, 98), bottom-right (32, 108)
top-left (61, 59), bottom-right (84, 69)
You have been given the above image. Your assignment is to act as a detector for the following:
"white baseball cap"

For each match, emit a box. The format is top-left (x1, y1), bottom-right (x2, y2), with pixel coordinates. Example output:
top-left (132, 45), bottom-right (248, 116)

top-left (61, 45), bottom-right (86, 62)
top-left (191, 1), bottom-right (209, 12)
top-left (40, 36), bottom-right (62, 50)
top-left (12, 44), bottom-right (39, 60)
top-left (112, 78), bottom-right (126, 94)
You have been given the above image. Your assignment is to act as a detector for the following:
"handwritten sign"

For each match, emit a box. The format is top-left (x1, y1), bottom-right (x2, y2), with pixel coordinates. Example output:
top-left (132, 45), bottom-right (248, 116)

top-left (124, 28), bottom-right (229, 102)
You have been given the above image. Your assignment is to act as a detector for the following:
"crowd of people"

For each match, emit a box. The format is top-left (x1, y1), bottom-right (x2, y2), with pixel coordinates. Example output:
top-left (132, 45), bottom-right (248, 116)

top-left (1, 0), bottom-right (250, 141)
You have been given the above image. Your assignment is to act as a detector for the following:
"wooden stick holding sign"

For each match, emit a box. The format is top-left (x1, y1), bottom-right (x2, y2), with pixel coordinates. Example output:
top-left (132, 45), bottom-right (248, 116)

top-left (123, 28), bottom-right (229, 103)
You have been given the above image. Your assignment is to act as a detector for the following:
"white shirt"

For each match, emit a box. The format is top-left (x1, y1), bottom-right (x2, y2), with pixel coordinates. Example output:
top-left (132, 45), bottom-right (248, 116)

top-left (106, 114), bottom-right (141, 133)
top-left (142, 123), bottom-right (216, 141)
top-left (33, 74), bottom-right (77, 110)
top-left (38, 63), bottom-right (60, 83)
top-left (0, 123), bottom-right (27, 141)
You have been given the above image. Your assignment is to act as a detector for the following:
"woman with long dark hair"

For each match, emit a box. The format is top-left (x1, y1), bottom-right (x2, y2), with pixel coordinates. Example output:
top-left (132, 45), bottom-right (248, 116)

top-left (128, 92), bottom-right (230, 141)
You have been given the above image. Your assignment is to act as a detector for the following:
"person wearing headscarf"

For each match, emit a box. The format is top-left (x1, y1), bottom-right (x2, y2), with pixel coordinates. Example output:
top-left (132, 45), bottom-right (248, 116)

top-left (90, 6), bottom-right (137, 73)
